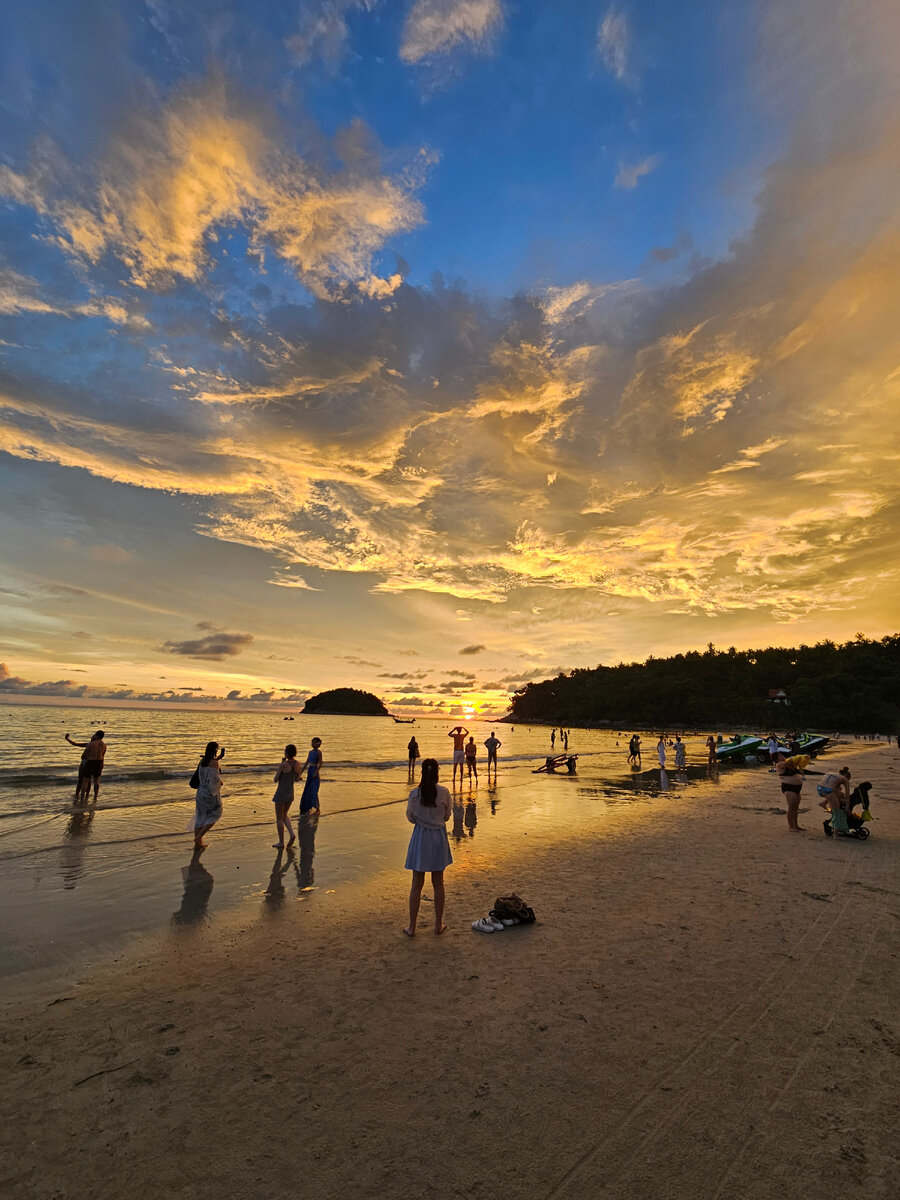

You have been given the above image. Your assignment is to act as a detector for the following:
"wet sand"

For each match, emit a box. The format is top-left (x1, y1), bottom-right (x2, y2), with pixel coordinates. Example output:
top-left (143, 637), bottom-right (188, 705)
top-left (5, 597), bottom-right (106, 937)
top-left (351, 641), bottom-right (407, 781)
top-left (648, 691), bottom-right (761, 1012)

top-left (1, 744), bottom-right (897, 1200)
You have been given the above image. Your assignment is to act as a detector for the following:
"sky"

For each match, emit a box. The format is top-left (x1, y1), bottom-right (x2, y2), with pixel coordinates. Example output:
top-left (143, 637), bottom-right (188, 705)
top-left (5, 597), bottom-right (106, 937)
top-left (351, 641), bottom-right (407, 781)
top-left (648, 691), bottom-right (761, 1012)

top-left (1, 0), bottom-right (898, 716)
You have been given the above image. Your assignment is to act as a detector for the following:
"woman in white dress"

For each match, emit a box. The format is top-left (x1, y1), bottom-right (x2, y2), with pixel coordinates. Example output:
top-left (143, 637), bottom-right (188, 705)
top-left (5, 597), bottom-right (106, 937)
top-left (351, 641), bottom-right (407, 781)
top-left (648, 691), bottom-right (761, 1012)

top-left (191, 741), bottom-right (224, 850)
top-left (402, 758), bottom-right (452, 937)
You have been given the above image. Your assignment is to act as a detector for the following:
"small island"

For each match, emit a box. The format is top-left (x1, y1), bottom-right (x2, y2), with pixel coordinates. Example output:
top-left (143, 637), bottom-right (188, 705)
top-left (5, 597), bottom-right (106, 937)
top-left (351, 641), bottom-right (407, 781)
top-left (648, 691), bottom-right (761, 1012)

top-left (301, 687), bottom-right (389, 716)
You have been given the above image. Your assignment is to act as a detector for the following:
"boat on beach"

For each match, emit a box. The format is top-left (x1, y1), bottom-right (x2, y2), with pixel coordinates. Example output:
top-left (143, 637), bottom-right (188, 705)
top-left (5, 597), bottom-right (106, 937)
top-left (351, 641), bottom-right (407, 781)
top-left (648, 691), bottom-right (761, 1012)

top-left (716, 735), bottom-right (763, 761)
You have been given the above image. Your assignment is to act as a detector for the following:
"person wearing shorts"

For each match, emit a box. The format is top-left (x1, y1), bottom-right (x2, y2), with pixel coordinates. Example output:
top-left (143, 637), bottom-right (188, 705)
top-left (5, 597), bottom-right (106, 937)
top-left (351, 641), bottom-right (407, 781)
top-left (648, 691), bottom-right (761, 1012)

top-left (448, 726), bottom-right (468, 788)
top-left (484, 732), bottom-right (501, 779)
top-left (65, 730), bottom-right (106, 802)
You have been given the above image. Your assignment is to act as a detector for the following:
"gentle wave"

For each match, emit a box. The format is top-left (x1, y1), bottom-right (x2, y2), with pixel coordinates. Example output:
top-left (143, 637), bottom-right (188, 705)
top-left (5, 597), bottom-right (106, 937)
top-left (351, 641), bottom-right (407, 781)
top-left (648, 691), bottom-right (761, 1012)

top-left (0, 750), bottom-right (592, 788)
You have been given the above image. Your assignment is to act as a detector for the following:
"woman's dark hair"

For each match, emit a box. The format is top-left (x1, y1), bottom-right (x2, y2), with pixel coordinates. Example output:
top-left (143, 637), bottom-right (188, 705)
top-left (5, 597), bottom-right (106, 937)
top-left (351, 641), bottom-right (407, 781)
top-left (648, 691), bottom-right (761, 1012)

top-left (92, 730), bottom-right (105, 740)
top-left (201, 741), bottom-right (219, 767)
top-left (285, 744), bottom-right (297, 759)
top-left (418, 757), bottom-right (439, 807)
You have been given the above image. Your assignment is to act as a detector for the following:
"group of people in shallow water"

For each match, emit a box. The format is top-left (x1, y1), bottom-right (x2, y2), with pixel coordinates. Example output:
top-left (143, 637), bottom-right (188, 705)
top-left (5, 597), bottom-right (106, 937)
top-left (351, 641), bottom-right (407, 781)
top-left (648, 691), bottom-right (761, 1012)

top-left (188, 737), bottom-right (323, 851)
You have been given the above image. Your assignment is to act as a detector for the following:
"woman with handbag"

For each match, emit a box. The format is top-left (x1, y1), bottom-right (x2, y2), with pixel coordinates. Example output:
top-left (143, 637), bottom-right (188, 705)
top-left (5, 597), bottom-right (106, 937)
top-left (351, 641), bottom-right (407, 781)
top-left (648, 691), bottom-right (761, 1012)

top-left (190, 741), bottom-right (224, 849)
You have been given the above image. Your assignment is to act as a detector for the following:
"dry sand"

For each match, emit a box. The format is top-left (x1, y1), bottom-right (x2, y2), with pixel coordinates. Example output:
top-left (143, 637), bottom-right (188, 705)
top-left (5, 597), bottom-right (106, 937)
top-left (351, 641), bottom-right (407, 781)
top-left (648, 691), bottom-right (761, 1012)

top-left (1, 745), bottom-right (897, 1200)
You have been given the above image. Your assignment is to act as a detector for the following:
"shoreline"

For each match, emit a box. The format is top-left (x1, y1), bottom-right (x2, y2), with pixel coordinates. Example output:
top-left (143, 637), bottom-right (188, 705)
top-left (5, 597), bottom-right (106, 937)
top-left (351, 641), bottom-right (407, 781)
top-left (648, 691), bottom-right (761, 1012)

top-left (1, 743), bottom-right (896, 1199)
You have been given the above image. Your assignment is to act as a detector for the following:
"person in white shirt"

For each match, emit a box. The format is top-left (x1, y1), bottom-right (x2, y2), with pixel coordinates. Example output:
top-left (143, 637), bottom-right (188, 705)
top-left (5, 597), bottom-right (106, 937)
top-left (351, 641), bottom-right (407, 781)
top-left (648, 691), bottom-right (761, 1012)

top-left (403, 758), bottom-right (452, 937)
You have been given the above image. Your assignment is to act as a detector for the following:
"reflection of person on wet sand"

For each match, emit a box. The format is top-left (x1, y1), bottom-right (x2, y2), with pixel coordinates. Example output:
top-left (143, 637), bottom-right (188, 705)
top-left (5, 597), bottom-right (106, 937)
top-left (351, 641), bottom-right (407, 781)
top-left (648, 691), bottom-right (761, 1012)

top-left (65, 730), bottom-right (106, 802)
top-left (263, 847), bottom-right (292, 912)
top-left (59, 804), bottom-right (95, 890)
top-left (172, 850), bottom-right (214, 925)
top-left (451, 800), bottom-right (465, 842)
top-left (294, 814), bottom-right (319, 890)
top-left (464, 799), bottom-right (477, 837)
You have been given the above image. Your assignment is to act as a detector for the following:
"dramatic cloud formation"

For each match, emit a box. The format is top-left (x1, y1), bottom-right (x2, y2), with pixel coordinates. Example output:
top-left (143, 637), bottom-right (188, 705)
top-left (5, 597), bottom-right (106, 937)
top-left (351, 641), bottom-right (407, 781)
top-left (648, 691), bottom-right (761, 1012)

top-left (1, 0), bottom-right (898, 713)
top-left (0, 78), bottom-right (426, 300)
top-left (400, 0), bottom-right (503, 64)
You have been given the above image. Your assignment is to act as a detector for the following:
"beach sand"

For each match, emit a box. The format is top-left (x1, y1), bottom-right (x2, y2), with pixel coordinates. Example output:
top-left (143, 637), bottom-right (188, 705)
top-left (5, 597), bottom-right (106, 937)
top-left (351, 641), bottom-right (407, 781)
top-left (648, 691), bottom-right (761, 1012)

top-left (1, 744), bottom-right (897, 1200)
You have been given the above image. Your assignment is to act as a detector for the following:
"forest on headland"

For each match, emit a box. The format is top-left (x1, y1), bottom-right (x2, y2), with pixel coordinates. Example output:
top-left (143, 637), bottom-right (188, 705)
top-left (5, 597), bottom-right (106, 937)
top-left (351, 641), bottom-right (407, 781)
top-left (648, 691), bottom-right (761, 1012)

top-left (506, 635), bottom-right (900, 732)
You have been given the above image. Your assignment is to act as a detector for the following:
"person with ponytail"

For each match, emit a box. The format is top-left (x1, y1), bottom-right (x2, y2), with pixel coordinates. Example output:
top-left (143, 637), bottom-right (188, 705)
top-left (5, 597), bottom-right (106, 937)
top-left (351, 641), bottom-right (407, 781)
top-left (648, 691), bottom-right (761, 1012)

top-left (402, 757), bottom-right (452, 937)
top-left (190, 740), bottom-right (224, 849)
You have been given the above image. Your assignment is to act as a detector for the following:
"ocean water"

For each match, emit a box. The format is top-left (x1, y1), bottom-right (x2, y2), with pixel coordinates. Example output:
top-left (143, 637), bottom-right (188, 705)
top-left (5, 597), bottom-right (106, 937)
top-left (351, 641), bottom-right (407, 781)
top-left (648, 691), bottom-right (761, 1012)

top-left (0, 704), bottom-right (738, 994)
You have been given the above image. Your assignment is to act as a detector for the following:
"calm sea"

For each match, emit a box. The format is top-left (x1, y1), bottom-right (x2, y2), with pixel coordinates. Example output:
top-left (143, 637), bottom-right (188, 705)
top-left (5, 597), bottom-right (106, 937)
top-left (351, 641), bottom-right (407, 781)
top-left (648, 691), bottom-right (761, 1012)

top-left (0, 703), bottom-right (730, 994)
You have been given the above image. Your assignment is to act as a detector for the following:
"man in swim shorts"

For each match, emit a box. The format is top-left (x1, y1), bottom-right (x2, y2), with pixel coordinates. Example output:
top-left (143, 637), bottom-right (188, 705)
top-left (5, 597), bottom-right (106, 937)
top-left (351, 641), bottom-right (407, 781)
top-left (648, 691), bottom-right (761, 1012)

top-left (65, 730), bottom-right (107, 802)
top-left (448, 725), bottom-right (469, 787)
top-left (483, 731), bottom-right (502, 778)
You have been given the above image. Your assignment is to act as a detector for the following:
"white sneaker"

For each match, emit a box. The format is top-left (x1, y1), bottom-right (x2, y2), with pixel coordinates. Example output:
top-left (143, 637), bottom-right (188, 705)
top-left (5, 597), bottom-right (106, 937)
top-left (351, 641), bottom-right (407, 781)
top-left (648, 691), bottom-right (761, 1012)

top-left (472, 917), bottom-right (495, 933)
top-left (487, 916), bottom-right (505, 931)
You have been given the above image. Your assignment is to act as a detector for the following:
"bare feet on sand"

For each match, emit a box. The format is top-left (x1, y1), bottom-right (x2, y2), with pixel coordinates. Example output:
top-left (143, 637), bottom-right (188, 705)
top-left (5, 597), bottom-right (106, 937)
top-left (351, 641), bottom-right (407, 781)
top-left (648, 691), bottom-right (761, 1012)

top-left (402, 927), bottom-right (415, 937)
top-left (435, 924), bottom-right (448, 935)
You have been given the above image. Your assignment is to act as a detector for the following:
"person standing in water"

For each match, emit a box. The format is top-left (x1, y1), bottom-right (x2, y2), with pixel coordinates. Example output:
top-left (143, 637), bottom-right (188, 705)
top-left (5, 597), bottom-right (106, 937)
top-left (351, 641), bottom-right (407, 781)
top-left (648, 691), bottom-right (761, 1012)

top-left (272, 744), bottom-right (301, 848)
top-left (403, 758), bottom-right (452, 937)
top-left (298, 737), bottom-right (323, 814)
top-left (448, 725), bottom-right (469, 788)
top-left (464, 736), bottom-right (478, 783)
top-left (484, 730), bottom-right (502, 778)
top-left (65, 730), bottom-right (106, 802)
top-left (407, 735), bottom-right (420, 778)
top-left (190, 741), bottom-right (224, 850)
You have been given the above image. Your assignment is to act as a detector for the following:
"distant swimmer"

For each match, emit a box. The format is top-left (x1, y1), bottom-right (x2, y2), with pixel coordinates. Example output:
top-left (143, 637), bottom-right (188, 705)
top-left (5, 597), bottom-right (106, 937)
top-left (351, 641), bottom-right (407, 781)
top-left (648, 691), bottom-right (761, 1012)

top-left (465, 736), bottom-right (478, 783)
top-left (65, 729), bottom-right (106, 802)
top-left (190, 741), bottom-right (224, 849)
top-left (298, 737), bottom-right (323, 814)
top-left (484, 731), bottom-right (502, 776)
top-left (448, 725), bottom-right (469, 787)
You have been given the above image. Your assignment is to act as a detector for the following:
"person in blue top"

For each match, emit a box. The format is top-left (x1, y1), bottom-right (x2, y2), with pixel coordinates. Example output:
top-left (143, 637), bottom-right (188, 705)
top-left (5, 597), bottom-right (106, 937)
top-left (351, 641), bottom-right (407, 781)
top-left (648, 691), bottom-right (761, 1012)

top-left (298, 737), bottom-right (323, 814)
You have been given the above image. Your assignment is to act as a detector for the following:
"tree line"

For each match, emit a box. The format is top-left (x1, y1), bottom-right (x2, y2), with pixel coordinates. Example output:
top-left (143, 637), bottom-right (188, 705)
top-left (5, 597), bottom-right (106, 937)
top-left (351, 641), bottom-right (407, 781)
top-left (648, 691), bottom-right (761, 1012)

top-left (506, 635), bottom-right (900, 732)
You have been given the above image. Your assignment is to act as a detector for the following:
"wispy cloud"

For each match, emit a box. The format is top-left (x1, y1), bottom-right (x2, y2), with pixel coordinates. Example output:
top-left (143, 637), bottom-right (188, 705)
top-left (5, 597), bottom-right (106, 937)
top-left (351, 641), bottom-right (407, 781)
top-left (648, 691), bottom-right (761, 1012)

top-left (400, 0), bottom-right (503, 64)
top-left (459, 643), bottom-right (486, 655)
top-left (614, 154), bottom-right (660, 189)
top-left (597, 5), bottom-right (632, 83)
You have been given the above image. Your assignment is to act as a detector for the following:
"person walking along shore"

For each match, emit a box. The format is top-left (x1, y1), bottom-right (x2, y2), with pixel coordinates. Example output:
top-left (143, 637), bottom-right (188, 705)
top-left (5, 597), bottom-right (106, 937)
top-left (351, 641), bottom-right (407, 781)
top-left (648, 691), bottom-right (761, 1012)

top-left (272, 744), bottom-right (301, 848)
top-left (298, 737), bottom-right (323, 814)
top-left (402, 758), bottom-right (452, 937)
top-left (190, 741), bottom-right (224, 849)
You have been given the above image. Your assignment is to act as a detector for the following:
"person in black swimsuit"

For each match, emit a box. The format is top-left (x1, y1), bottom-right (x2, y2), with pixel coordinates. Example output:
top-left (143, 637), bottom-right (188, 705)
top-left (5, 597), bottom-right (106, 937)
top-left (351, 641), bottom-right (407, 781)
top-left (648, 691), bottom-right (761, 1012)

top-left (774, 753), bottom-right (805, 832)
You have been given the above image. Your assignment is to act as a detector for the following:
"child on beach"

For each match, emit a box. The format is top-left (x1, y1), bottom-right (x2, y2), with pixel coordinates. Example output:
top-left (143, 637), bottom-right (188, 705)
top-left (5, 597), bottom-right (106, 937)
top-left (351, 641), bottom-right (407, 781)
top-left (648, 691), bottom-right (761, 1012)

top-left (403, 758), bottom-right (452, 937)
top-left (272, 744), bottom-right (301, 848)
top-left (298, 737), bottom-right (323, 814)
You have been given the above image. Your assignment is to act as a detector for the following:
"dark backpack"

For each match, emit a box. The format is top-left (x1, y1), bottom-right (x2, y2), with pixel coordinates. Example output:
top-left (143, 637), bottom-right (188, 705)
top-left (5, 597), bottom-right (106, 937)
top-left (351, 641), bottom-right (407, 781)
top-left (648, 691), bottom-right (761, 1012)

top-left (189, 762), bottom-right (201, 790)
top-left (491, 893), bottom-right (536, 924)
